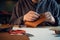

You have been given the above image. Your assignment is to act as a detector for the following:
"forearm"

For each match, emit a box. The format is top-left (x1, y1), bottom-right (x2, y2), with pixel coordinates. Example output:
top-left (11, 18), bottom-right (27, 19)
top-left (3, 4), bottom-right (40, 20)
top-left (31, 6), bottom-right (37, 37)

top-left (12, 16), bottom-right (24, 25)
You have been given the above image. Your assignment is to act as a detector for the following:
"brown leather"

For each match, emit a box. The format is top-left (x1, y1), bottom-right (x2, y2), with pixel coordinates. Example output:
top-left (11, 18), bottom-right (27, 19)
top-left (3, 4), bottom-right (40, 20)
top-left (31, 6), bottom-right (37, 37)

top-left (25, 14), bottom-right (46, 28)
top-left (0, 32), bottom-right (29, 40)
top-left (0, 24), bottom-right (11, 28)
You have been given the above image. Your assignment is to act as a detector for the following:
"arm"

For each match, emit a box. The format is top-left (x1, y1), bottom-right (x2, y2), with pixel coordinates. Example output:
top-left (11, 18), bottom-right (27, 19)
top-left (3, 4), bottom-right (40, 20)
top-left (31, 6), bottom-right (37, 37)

top-left (9, 1), bottom-right (24, 25)
top-left (41, 0), bottom-right (60, 26)
top-left (51, 0), bottom-right (60, 26)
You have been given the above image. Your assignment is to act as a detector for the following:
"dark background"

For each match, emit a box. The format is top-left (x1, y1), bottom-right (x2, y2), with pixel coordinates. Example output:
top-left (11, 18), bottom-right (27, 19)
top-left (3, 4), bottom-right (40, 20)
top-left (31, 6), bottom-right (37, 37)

top-left (0, 0), bottom-right (60, 24)
top-left (0, 0), bottom-right (18, 24)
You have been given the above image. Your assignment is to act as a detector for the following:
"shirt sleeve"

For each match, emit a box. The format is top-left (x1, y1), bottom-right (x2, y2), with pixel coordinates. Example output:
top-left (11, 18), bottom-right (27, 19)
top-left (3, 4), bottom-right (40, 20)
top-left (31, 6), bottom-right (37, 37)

top-left (9, 1), bottom-right (24, 25)
top-left (51, 0), bottom-right (60, 26)
top-left (37, 0), bottom-right (60, 26)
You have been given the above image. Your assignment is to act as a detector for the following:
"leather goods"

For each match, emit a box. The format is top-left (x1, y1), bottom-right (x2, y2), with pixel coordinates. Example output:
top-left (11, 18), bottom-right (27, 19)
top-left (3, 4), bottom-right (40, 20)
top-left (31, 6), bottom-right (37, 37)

top-left (24, 14), bottom-right (46, 28)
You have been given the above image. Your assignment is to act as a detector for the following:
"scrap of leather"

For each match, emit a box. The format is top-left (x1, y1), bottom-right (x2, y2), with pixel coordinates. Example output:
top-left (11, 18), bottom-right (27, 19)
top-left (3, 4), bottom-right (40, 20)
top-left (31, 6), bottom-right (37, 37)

top-left (25, 14), bottom-right (46, 28)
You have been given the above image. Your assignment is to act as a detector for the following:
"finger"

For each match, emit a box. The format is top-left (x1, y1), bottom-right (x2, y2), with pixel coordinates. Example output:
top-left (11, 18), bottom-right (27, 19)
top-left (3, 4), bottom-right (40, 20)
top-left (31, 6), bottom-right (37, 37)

top-left (45, 12), bottom-right (52, 16)
top-left (26, 17), bottom-right (35, 21)
top-left (31, 18), bottom-right (37, 21)
top-left (29, 14), bottom-right (39, 19)
top-left (46, 15), bottom-right (51, 18)
top-left (27, 18), bottom-right (34, 21)
top-left (33, 14), bottom-right (39, 18)
top-left (26, 18), bottom-right (32, 21)
top-left (35, 12), bottom-right (40, 16)
top-left (28, 16), bottom-right (38, 21)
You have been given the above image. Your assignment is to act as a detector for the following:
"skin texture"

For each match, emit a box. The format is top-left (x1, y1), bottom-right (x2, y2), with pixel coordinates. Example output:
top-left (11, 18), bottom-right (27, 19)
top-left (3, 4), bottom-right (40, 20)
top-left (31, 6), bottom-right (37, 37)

top-left (23, 11), bottom-right (40, 21)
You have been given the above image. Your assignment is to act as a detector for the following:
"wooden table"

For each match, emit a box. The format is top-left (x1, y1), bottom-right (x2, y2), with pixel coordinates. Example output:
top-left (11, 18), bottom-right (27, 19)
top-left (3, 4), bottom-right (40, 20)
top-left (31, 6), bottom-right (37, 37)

top-left (0, 32), bottom-right (29, 40)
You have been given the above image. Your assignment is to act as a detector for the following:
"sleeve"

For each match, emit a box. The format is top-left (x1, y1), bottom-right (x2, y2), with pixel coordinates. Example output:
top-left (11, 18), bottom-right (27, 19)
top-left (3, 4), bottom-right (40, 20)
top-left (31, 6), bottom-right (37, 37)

top-left (9, 1), bottom-right (24, 25)
top-left (51, 0), bottom-right (60, 26)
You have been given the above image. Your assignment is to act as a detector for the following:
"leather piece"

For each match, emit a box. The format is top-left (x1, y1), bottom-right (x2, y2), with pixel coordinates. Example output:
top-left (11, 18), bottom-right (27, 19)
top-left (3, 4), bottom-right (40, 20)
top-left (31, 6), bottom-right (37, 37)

top-left (25, 14), bottom-right (46, 28)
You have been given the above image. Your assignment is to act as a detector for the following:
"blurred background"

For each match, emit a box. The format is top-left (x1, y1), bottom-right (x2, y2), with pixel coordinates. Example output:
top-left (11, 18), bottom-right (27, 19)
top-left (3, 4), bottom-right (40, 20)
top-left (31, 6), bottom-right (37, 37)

top-left (0, 0), bottom-right (60, 24)
top-left (0, 0), bottom-right (18, 24)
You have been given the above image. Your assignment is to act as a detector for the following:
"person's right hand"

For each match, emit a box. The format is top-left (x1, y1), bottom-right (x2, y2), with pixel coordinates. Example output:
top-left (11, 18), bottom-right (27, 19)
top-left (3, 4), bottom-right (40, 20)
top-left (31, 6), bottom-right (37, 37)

top-left (23, 11), bottom-right (40, 21)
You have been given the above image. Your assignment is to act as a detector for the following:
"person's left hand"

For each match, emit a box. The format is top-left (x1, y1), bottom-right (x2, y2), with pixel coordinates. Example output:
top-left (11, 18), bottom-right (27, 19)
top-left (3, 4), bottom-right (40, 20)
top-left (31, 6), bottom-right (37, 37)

top-left (44, 12), bottom-right (55, 24)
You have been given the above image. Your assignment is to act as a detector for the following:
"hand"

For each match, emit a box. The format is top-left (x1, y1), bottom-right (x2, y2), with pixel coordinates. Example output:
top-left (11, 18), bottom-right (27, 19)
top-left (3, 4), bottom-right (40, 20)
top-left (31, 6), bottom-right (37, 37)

top-left (23, 11), bottom-right (40, 21)
top-left (44, 12), bottom-right (55, 24)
